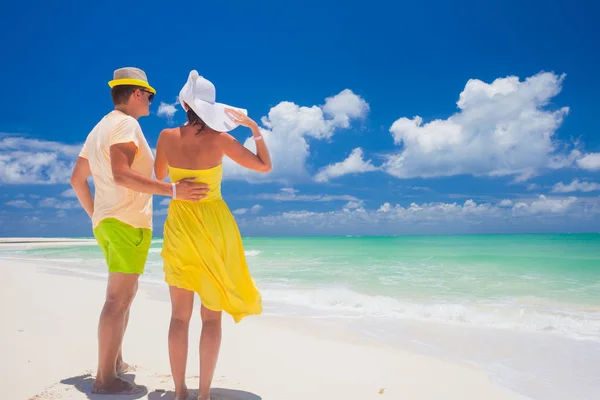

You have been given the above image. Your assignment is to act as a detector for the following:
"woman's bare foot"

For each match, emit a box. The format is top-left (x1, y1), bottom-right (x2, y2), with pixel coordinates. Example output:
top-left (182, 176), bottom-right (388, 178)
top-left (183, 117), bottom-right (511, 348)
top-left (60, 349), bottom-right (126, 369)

top-left (174, 386), bottom-right (189, 400)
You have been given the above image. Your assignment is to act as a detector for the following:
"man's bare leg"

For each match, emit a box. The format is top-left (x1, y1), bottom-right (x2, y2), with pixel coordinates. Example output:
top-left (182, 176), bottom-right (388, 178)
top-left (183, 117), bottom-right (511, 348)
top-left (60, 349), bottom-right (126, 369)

top-left (198, 305), bottom-right (222, 400)
top-left (115, 306), bottom-right (129, 374)
top-left (93, 272), bottom-right (139, 392)
top-left (116, 281), bottom-right (138, 374)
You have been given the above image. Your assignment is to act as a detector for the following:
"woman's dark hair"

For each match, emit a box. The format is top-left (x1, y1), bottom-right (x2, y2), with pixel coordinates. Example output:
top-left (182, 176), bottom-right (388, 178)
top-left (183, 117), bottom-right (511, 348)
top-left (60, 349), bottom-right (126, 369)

top-left (185, 105), bottom-right (207, 134)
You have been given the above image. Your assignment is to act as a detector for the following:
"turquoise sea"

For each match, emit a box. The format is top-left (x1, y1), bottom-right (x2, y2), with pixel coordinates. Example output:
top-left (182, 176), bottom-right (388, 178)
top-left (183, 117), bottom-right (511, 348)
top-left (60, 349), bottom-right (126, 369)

top-left (1, 234), bottom-right (599, 399)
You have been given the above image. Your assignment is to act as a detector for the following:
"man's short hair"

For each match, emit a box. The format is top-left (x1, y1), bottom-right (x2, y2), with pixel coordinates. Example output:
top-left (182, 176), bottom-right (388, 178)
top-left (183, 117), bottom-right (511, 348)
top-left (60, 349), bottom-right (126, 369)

top-left (111, 85), bottom-right (143, 106)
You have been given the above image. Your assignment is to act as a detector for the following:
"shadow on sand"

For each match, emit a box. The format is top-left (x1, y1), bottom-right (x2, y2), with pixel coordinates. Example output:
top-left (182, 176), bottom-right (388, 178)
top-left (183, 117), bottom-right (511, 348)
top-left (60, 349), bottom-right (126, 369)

top-left (59, 373), bottom-right (148, 399)
top-left (147, 388), bottom-right (262, 400)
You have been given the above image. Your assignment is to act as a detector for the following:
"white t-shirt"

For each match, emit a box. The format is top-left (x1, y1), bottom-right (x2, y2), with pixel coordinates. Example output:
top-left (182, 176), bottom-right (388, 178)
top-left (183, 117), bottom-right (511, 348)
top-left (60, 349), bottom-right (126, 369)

top-left (79, 110), bottom-right (154, 230)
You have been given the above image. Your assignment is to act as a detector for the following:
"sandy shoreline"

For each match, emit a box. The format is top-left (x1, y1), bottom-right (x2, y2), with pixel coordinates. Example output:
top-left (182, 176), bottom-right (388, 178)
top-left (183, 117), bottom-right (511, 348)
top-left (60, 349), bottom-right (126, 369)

top-left (0, 259), bottom-right (523, 400)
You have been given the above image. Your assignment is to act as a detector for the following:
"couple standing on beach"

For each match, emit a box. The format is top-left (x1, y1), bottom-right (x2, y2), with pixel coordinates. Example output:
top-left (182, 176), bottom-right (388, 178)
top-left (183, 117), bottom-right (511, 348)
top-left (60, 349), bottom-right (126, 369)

top-left (70, 67), bottom-right (272, 399)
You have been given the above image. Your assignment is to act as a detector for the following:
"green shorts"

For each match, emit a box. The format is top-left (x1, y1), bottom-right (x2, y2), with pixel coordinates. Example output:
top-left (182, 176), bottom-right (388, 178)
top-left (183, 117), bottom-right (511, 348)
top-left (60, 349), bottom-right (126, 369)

top-left (93, 218), bottom-right (152, 275)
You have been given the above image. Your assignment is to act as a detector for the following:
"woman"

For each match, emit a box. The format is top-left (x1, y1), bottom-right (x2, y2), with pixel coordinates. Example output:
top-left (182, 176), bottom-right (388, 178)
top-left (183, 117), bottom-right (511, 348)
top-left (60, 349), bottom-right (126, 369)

top-left (155, 70), bottom-right (272, 400)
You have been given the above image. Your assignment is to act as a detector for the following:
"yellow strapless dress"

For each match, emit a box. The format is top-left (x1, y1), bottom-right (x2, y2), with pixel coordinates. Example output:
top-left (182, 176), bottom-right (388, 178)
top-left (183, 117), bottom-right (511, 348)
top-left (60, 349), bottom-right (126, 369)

top-left (160, 164), bottom-right (262, 322)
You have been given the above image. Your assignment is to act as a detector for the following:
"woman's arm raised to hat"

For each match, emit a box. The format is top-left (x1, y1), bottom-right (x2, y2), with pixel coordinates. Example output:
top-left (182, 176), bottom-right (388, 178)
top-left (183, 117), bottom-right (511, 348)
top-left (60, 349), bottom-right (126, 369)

top-left (220, 109), bottom-right (272, 173)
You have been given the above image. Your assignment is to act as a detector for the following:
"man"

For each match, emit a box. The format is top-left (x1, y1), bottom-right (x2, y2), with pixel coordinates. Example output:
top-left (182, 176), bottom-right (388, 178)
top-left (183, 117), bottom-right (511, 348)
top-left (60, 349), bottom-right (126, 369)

top-left (70, 67), bottom-right (208, 394)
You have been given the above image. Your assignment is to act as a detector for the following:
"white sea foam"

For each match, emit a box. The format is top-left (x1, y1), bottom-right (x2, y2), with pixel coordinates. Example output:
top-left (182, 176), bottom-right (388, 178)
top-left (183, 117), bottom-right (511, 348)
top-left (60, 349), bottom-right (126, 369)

top-left (260, 284), bottom-right (600, 340)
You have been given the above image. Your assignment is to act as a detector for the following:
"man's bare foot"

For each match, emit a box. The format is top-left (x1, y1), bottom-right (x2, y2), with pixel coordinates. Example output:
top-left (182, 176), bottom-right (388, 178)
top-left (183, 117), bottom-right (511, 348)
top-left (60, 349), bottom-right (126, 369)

top-left (174, 387), bottom-right (189, 400)
top-left (116, 361), bottom-right (134, 375)
top-left (91, 377), bottom-right (143, 394)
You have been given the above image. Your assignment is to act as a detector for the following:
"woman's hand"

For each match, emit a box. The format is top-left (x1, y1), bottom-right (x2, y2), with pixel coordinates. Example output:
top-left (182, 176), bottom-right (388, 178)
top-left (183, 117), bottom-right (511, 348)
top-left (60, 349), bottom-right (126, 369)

top-left (225, 108), bottom-right (257, 130)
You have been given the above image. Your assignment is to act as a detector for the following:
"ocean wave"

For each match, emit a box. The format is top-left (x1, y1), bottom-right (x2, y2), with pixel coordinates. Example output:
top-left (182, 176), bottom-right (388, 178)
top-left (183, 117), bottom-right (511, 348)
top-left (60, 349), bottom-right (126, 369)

top-left (261, 284), bottom-right (600, 340)
top-left (0, 255), bottom-right (96, 264)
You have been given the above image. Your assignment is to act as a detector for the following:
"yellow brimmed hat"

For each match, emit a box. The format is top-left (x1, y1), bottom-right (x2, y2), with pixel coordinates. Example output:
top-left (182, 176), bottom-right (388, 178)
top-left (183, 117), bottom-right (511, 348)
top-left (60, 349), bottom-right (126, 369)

top-left (108, 67), bottom-right (156, 94)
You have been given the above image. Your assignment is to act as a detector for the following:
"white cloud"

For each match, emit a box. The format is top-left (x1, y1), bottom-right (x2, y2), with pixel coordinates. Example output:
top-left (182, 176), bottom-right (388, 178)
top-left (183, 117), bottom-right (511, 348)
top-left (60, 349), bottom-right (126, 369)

top-left (548, 149), bottom-right (583, 170)
top-left (232, 205), bottom-right (262, 216)
top-left (252, 188), bottom-right (359, 202)
top-left (223, 89), bottom-right (369, 183)
top-left (527, 183), bottom-right (539, 191)
top-left (383, 72), bottom-right (574, 181)
top-left (154, 208), bottom-right (169, 216)
top-left (552, 179), bottom-right (600, 193)
top-left (0, 136), bottom-right (81, 184)
top-left (321, 89), bottom-right (370, 130)
top-left (61, 188), bottom-right (76, 198)
top-left (39, 198), bottom-right (79, 209)
top-left (5, 200), bottom-right (33, 208)
top-left (157, 101), bottom-right (178, 122)
top-left (263, 200), bottom-right (490, 229)
top-left (315, 148), bottom-right (378, 182)
top-left (375, 199), bottom-right (500, 221)
top-left (378, 202), bottom-right (392, 213)
top-left (406, 186), bottom-right (432, 192)
top-left (577, 153), bottom-right (600, 171)
top-left (512, 195), bottom-right (577, 216)
top-left (0, 136), bottom-right (80, 157)
top-left (241, 195), bottom-right (597, 234)
top-left (160, 198), bottom-right (171, 206)
top-left (343, 200), bottom-right (364, 210)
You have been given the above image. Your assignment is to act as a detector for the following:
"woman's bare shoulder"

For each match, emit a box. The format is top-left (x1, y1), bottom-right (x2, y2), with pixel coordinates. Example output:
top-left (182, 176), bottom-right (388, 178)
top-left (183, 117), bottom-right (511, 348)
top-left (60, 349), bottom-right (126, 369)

top-left (216, 131), bottom-right (237, 143)
top-left (157, 127), bottom-right (182, 145)
top-left (159, 127), bottom-right (181, 138)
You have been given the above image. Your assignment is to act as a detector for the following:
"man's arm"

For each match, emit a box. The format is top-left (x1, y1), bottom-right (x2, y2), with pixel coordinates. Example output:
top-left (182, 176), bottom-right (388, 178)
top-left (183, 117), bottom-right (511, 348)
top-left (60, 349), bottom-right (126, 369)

top-left (110, 142), bottom-right (208, 201)
top-left (70, 157), bottom-right (94, 218)
top-left (111, 142), bottom-right (172, 195)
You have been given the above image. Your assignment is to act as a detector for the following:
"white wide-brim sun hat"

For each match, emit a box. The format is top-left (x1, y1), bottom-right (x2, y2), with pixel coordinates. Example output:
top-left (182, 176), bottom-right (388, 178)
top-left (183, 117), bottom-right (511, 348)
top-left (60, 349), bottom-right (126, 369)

top-left (179, 70), bottom-right (247, 132)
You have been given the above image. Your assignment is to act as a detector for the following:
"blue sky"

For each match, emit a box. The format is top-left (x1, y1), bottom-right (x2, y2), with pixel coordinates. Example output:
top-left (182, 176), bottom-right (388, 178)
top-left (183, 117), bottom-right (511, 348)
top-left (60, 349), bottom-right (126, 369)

top-left (1, 0), bottom-right (599, 237)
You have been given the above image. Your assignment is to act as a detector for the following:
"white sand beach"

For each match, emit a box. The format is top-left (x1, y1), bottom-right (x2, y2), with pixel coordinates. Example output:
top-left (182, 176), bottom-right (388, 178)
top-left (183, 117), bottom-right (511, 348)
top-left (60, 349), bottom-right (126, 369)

top-left (0, 243), bottom-right (523, 400)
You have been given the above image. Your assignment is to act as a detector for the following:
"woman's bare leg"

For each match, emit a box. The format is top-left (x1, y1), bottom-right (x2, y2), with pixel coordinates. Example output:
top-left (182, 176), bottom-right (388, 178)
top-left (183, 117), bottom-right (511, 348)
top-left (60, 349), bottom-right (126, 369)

top-left (198, 305), bottom-right (222, 400)
top-left (168, 286), bottom-right (194, 399)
